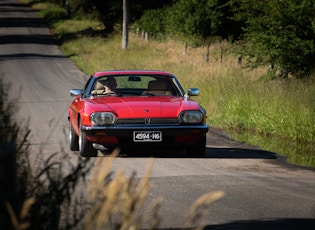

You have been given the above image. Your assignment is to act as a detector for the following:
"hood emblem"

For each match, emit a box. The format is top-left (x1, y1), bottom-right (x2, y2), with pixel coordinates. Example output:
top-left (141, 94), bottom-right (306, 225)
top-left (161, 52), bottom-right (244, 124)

top-left (144, 109), bottom-right (149, 112)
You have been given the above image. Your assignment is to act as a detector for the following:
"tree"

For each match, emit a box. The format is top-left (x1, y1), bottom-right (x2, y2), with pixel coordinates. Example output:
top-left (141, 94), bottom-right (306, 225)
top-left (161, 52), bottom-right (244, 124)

top-left (90, 0), bottom-right (122, 35)
top-left (235, 0), bottom-right (315, 78)
top-left (136, 8), bottom-right (168, 39)
top-left (166, 0), bottom-right (226, 46)
top-left (135, 0), bottom-right (240, 46)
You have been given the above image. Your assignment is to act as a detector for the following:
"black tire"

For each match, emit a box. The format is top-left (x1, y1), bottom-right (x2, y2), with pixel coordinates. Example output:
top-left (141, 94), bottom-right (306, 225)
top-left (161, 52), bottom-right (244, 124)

top-left (187, 134), bottom-right (206, 157)
top-left (69, 122), bottom-right (79, 151)
top-left (78, 121), bottom-right (98, 157)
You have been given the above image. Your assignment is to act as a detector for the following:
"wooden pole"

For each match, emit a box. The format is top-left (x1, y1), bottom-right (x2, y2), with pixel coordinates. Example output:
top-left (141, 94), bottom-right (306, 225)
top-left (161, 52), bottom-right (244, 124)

top-left (122, 0), bottom-right (129, 49)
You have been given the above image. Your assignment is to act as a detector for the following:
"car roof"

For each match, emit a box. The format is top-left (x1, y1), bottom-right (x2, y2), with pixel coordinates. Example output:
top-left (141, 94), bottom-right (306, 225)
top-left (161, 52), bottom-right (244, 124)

top-left (92, 70), bottom-right (175, 77)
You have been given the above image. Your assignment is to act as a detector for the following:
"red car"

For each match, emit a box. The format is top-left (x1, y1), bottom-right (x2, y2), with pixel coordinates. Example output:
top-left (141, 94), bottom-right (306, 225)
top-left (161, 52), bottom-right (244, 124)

top-left (68, 70), bottom-right (208, 157)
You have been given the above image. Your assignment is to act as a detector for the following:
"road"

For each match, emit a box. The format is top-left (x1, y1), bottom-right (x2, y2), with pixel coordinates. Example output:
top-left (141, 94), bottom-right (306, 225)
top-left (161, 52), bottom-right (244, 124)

top-left (1, 0), bottom-right (315, 229)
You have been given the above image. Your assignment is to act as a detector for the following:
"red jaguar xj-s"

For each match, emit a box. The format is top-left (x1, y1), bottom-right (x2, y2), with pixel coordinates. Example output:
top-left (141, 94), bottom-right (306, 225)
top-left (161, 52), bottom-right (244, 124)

top-left (68, 70), bottom-right (208, 157)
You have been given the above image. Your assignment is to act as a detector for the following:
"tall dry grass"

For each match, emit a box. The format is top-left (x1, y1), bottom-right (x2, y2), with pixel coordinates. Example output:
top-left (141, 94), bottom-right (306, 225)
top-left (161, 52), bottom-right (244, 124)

top-left (84, 149), bottom-right (224, 230)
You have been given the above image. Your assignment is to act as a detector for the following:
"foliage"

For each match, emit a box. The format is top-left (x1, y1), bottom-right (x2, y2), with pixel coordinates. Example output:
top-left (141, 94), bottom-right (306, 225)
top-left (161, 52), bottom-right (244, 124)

top-left (0, 79), bottom-right (31, 229)
top-left (81, 0), bottom-right (174, 35)
top-left (27, 155), bottom-right (92, 229)
top-left (0, 81), bottom-right (19, 147)
top-left (88, 0), bottom-right (122, 35)
top-left (185, 191), bottom-right (224, 230)
top-left (40, 0), bottom-right (174, 36)
top-left (135, 0), bottom-right (240, 46)
top-left (166, 0), bottom-right (226, 45)
top-left (135, 8), bottom-right (168, 40)
top-left (235, 0), bottom-right (315, 78)
top-left (38, 2), bottom-right (67, 24)
top-left (85, 151), bottom-right (157, 230)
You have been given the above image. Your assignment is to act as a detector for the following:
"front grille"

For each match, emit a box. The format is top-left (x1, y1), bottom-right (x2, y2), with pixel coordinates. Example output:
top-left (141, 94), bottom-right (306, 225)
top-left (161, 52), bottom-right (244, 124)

top-left (116, 118), bottom-right (179, 125)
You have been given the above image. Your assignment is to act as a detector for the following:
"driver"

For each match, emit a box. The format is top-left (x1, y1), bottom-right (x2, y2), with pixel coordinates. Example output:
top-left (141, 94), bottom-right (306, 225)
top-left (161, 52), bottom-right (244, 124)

top-left (100, 77), bottom-right (117, 94)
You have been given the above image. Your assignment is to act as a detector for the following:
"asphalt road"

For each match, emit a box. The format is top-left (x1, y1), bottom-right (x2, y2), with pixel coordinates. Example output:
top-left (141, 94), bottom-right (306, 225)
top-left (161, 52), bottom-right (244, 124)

top-left (1, 0), bottom-right (315, 229)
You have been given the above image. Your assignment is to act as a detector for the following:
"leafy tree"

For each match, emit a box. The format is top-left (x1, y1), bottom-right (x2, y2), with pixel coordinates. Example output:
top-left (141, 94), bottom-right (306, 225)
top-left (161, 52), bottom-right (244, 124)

top-left (235, 0), bottom-right (315, 78)
top-left (55, 0), bottom-right (242, 44)
top-left (130, 0), bottom-right (174, 21)
top-left (166, 0), bottom-right (226, 46)
top-left (88, 0), bottom-right (122, 35)
top-left (135, 0), bottom-right (240, 46)
top-left (64, 0), bottom-right (173, 36)
top-left (136, 9), bottom-right (167, 39)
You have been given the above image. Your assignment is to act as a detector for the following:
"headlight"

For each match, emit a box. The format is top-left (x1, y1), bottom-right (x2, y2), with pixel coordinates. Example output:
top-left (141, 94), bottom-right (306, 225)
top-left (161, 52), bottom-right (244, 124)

top-left (179, 111), bottom-right (203, 124)
top-left (90, 112), bottom-right (116, 125)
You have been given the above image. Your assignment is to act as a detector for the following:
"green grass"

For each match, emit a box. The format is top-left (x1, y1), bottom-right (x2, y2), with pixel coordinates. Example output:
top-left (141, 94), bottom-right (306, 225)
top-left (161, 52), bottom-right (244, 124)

top-left (209, 76), bottom-right (315, 142)
top-left (28, 1), bottom-right (315, 167)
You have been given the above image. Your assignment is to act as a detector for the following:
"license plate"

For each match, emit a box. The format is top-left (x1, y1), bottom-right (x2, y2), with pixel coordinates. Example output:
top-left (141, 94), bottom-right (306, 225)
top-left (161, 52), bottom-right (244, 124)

top-left (133, 131), bottom-right (162, 142)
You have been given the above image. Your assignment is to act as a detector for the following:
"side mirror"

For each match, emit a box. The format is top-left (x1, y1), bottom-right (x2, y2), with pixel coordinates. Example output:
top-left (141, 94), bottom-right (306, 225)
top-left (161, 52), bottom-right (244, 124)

top-left (188, 88), bottom-right (199, 97)
top-left (70, 89), bottom-right (83, 97)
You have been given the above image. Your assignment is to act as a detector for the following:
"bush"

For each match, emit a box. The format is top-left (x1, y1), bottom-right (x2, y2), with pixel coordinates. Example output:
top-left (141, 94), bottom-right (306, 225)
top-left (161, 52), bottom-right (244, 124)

top-left (39, 3), bottom-right (67, 24)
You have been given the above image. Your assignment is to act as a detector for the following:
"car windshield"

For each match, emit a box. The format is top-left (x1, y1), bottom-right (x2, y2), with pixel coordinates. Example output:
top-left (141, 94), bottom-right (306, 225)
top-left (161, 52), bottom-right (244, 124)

top-left (90, 75), bottom-right (183, 96)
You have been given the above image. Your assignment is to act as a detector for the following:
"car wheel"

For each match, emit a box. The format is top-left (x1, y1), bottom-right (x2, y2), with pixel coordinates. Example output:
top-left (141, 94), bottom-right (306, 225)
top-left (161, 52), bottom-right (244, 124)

top-left (69, 122), bottom-right (79, 151)
top-left (78, 120), bottom-right (98, 157)
top-left (187, 134), bottom-right (206, 157)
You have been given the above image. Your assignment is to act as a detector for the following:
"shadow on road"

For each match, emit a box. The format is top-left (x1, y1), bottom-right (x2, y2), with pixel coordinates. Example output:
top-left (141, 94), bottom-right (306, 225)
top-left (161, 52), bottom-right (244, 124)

top-left (203, 218), bottom-right (315, 230)
top-left (205, 147), bottom-right (277, 159)
top-left (101, 146), bottom-right (277, 160)
top-left (155, 218), bottom-right (315, 230)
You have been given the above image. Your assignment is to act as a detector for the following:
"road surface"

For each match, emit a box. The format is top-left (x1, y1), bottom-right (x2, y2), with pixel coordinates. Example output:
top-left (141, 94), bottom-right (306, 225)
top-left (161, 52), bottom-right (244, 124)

top-left (1, 0), bottom-right (314, 229)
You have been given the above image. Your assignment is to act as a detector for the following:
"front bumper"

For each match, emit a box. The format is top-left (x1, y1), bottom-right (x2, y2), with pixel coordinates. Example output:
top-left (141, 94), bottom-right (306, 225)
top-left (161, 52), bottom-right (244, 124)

top-left (81, 124), bottom-right (209, 148)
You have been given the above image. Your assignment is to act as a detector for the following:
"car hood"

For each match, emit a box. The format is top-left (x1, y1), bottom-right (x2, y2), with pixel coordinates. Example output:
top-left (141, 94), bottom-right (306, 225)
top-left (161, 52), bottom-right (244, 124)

top-left (86, 96), bottom-right (201, 118)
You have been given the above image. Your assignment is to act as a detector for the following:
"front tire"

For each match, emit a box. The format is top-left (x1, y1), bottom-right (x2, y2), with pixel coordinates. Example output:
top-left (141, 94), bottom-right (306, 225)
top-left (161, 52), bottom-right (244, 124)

top-left (78, 121), bottom-right (98, 157)
top-left (69, 122), bottom-right (79, 151)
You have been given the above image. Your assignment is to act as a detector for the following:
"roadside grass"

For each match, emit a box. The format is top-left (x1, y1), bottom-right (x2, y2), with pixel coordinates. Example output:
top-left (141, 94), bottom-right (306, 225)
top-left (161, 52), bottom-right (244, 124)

top-left (28, 1), bottom-right (315, 166)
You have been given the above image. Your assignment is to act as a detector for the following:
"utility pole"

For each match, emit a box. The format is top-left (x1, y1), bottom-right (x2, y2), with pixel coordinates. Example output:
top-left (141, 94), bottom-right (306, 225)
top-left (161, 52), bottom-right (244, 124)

top-left (65, 0), bottom-right (70, 18)
top-left (122, 0), bottom-right (129, 49)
